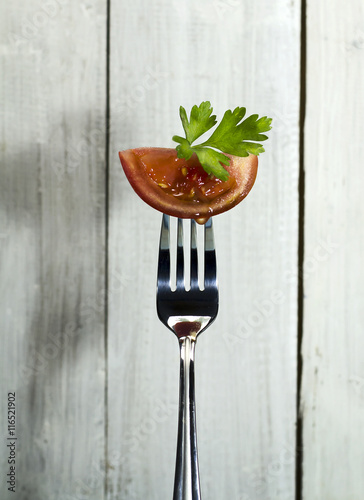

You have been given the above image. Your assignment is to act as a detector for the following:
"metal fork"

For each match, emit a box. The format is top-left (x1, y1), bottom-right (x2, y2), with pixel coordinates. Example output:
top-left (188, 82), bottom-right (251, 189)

top-left (157, 214), bottom-right (219, 500)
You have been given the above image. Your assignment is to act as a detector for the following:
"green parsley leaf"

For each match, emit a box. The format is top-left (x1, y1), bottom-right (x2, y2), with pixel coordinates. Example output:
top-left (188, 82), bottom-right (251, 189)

top-left (172, 101), bottom-right (272, 180)
top-left (203, 109), bottom-right (272, 157)
top-left (173, 136), bottom-right (194, 160)
top-left (192, 147), bottom-right (230, 182)
top-left (173, 135), bottom-right (230, 180)
top-left (179, 102), bottom-right (217, 144)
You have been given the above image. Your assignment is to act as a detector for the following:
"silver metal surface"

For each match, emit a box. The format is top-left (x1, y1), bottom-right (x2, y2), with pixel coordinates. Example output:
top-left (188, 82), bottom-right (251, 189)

top-left (157, 214), bottom-right (219, 500)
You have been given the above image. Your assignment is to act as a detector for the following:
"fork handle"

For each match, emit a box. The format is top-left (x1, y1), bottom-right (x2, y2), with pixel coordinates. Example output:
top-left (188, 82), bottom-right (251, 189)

top-left (173, 336), bottom-right (201, 500)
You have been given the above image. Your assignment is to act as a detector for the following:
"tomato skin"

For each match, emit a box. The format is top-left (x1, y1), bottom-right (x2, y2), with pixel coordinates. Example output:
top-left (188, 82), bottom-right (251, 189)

top-left (119, 147), bottom-right (258, 223)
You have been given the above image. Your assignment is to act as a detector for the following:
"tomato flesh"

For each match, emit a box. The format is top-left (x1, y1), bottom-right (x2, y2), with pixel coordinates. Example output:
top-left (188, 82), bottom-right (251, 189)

top-left (136, 149), bottom-right (236, 203)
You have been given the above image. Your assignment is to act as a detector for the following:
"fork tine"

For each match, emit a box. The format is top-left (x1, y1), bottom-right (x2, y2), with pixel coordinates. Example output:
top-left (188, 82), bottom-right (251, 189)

top-left (157, 214), bottom-right (170, 289)
top-left (204, 218), bottom-right (217, 288)
top-left (176, 218), bottom-right (184, 289)
top-left (190, 219), bottom-right (198, 289)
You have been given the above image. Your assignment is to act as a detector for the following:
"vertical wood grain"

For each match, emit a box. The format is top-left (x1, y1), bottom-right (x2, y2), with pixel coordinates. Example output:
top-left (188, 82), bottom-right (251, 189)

top-left (0, 2), bottom-right (107, 499)
top-left (1, 1), bottom-right (363, 497)
top-left (108, 1), bottom-right (300, 499)
top-left (302, 1), bottom-right (364, 498)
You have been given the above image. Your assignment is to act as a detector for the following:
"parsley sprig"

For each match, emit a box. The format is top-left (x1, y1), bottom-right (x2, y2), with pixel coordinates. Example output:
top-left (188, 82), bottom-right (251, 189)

top-left (172, 101), bottom-right (272, 181)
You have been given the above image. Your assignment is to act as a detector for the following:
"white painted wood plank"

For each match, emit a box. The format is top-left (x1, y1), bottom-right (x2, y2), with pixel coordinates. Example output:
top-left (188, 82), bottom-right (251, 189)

top-left (108, 1), bottom-right (300, 499)
top-left (0, 2), bottom-right (106, 499)
top-left (302, 1), bottom-right (364, 499)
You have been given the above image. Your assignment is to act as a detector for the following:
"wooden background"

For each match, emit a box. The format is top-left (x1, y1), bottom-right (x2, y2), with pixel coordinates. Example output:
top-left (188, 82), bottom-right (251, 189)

top-left (1, 0), bottom-right (363, 499)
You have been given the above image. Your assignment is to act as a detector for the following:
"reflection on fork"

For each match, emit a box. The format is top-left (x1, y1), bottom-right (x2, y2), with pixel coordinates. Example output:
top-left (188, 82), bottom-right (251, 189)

top-left (157, 215), bottom-right (219, 500)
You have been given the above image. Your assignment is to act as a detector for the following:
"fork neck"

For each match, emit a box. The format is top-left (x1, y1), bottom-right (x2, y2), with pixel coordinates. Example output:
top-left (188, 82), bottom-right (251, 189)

top-left (173, 321), bottom-right (201, 340)
top-left (169, 316), bottom-right (212, 340)
top-left (174, 336), bottom-right (201, 500)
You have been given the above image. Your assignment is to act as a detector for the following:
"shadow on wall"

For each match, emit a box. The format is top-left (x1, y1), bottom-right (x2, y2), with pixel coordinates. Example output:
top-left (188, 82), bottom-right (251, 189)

top-left (0, 107), bottom-right (119, 499)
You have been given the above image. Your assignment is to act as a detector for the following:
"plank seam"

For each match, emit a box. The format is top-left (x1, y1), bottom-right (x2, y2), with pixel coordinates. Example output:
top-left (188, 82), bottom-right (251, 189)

top-left (104, 0), bottom-right (111, 497)
top-left (295, 0), bottom-right (307, 499)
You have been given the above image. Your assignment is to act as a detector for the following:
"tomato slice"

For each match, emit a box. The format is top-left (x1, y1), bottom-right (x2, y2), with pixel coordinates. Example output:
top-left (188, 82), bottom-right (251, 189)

top-left (137, 149), bottom-right (236, 202)
top-left (119, 147), bottom-right (258, 223)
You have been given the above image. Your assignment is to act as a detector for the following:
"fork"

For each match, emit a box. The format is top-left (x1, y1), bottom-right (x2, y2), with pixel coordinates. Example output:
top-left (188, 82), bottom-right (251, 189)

top-left (157, 214), bottom-right (219, 500)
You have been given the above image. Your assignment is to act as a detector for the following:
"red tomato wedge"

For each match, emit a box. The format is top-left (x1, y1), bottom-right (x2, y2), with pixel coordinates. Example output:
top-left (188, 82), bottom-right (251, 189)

top-left (119, 147), bottom-right (258, 223)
